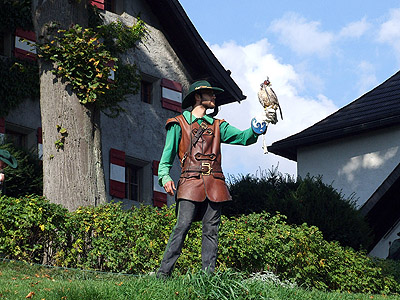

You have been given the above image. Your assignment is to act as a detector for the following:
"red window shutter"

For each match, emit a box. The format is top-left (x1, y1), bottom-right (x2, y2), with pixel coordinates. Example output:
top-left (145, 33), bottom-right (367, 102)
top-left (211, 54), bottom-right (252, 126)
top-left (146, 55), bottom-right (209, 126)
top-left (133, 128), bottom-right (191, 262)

top-left (0, 118), bottom-right (5, 134)
top-left (161, 78), bottom-right (182, 92)
top-left (90, 0), bottom-right (105, 10)
top-left (161, 78), bottom-right (182, 113)
top-left (110, 148), bottom-right (125, 167)
top-left (14, 28), bottom-right (36, 60)
top-left (109, 148), bottom-right (126, 198)
top-left (153, 191), bottom-right (167, 208)
top-left (15, 28), bottom-right (35, 41)
top-left (152, 160), bottom-right (167, 207)
top-left (152, 160), bottom-right (160, 176)
top-left (37, 127), bottom-right (43, 160)
top-left (37, 127), bottom-right (42, 144)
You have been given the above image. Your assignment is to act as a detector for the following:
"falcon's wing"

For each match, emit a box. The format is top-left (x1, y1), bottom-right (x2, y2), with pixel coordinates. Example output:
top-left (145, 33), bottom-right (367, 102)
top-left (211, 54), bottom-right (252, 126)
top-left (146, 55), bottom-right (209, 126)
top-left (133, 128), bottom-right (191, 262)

top-left (257, 89), bottom-right (267, 108)
top-left (265, 86), bottom-right (283, 120)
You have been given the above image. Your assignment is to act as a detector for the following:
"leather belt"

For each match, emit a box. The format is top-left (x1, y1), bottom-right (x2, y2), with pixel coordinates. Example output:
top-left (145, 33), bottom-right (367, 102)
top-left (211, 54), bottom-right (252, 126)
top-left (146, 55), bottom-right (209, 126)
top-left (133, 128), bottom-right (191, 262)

top-left (182, 162), bottom-right (223, 176)
top-left (195, 153), bottom-right (216, 161)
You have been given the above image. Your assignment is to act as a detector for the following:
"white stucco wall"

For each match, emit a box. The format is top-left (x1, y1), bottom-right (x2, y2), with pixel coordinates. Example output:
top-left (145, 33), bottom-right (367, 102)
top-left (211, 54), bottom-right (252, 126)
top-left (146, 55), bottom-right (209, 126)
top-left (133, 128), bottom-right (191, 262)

top-left (369, 217), bottom-right (400, 258)
top-left (297, 125), bottom-right (400, 208)
top-left (100, 0), bottom-right (192, 208)
top-left (5, 0), bottom-right (192, 209)
top-left (297, 125), bottom-right (400, 258)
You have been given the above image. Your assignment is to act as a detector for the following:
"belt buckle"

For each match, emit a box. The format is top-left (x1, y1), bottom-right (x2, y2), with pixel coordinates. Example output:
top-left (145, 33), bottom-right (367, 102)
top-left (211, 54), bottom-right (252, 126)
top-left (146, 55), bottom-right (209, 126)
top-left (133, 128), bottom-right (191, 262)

top-left (201, 162), bottom-right (212, 176)
top-left (200, 121), bottom-right (208, 129)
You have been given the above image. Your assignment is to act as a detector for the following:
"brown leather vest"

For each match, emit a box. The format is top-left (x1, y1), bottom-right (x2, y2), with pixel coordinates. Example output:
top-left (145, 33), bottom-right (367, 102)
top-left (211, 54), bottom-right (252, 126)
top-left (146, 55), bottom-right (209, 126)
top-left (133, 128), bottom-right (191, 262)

top-left (166, 114), bottom-right (231, 202)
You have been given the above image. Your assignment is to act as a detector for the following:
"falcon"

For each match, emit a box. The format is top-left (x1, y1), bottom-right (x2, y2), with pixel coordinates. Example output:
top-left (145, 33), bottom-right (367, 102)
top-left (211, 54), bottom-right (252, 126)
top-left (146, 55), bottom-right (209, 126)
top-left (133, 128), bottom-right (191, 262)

top-left (257, 77), bottom-right (283, 123)
top-left (254, 77), bottom-right (282, 154)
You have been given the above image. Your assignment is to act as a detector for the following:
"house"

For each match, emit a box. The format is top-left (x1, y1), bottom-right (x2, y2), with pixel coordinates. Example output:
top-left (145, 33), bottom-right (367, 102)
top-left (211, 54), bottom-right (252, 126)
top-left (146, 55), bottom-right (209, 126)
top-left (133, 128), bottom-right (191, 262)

top-left (0, 0), bottom-right (246, 209)
top-left (268, 70), bottom-right (400, 258)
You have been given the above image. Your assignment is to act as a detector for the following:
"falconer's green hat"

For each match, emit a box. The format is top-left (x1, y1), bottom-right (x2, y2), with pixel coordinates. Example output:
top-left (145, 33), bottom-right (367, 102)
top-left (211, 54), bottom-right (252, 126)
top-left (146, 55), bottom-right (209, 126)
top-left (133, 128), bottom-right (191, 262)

top-left (182, 80), bottom-right (224, 109)
top-left (0, 149), bottom-right (18, 168)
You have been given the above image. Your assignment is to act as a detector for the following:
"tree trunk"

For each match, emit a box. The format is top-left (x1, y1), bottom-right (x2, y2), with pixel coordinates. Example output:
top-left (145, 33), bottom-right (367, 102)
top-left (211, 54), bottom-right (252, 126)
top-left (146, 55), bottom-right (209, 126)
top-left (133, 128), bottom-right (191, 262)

top-left (33, 0), bottom-right (107, 211)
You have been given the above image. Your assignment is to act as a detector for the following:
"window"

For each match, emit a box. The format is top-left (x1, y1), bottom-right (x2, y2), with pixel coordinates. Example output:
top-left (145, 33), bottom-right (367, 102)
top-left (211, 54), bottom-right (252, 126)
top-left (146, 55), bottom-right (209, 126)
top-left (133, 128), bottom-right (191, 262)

top-left (109, 148), bottom-right (152, 203)
top-left (125, 163), bottom-right (140, 201)
top-left (0, 32), bottom-right (4, 56)
top-left (141, 80), bottom-right (153, 104)
top-left (0, 31), bottom-right (12, 57)
top-left (104, 0), bottom-right (116, 12)
top-left (125, 156), bottom-right (150, 203)
top-left (3, 122), bottom-right (37, 153)
top-left (6, 129), bottom-right (26, 148)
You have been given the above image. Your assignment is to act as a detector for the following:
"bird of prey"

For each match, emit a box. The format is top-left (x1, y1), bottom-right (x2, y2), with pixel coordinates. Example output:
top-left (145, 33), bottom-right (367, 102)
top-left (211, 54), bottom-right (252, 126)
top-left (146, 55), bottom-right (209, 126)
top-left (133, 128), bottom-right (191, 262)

top-left (256, 77), bottom-right (282, 154)
top-left (257, 77), bottom-right (283, 123)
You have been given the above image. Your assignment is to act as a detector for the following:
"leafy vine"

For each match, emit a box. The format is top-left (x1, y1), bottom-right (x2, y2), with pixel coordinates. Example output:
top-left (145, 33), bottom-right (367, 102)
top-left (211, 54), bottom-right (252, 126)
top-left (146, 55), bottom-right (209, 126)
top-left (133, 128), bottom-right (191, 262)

top-left (1, 1), bottom-right (147, 153)
top-left (54, 125), bottom-right (68, 151)
top-left (36, 18), bottom-right (147, 116)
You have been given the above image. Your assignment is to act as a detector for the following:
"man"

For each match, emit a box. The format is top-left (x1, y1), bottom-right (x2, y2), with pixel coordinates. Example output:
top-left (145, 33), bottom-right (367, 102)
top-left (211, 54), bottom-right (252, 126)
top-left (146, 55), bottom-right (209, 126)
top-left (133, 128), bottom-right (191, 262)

top-left (0, 149), bottom-right (18, 194)
top-left (156, 80), bottom-right (276, 278)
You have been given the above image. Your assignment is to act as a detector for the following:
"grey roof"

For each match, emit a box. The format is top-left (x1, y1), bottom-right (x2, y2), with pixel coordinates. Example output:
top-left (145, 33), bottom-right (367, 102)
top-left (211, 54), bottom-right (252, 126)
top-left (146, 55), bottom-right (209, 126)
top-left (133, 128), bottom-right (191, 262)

top-left (268, 70), bottom-right (400, 161)
top-left (144, 0), bottom-right (246, 106)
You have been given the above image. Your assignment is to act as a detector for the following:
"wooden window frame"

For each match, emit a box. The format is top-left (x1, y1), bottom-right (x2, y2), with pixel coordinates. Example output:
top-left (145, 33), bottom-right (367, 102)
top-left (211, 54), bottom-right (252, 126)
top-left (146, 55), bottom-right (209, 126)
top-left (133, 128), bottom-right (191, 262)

top-left (125, 163), bottom-right (141, 201)
top-left (141, 80), bottom-right (153, 104)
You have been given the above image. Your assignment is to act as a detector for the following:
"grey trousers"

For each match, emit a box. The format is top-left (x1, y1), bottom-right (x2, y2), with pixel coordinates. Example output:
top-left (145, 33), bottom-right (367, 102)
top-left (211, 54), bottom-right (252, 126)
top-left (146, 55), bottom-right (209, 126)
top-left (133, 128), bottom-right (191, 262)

top-left (157, 199), bottom-right (222, 277)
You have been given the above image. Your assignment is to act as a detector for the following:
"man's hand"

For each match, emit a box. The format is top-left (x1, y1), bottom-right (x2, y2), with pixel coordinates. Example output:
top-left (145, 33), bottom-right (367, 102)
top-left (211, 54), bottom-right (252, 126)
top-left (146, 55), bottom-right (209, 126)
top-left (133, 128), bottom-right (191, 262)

top-left (163, 180), bottom-right (176, 196)
top-left (0, 173), bottom-right (4, 183)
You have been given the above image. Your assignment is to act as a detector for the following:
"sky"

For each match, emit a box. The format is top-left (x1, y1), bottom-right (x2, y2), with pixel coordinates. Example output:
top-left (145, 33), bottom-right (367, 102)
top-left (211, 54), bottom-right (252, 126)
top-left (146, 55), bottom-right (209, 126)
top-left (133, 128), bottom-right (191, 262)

top-left (179, 0), bottom-right (400, 179)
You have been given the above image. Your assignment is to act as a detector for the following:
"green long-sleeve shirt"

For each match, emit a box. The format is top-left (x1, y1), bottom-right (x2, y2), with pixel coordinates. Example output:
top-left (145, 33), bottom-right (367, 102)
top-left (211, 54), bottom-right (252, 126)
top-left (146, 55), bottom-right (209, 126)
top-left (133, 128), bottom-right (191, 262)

top-left (158, 111), bottom-right (258, 186)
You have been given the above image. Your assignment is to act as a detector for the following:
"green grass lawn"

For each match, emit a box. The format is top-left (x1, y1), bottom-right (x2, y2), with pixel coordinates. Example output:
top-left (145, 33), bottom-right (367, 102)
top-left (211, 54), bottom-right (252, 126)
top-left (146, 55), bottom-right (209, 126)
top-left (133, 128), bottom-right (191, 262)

top-left (1, 260), bottom-right (400, 300)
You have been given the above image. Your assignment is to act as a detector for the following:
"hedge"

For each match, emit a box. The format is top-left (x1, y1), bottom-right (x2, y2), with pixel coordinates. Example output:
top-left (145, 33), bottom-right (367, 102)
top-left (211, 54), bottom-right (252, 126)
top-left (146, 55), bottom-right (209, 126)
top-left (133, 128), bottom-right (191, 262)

top-left (0, 195), bottom-right (399, 294)
top-left (225, 171), bottom-right (373, 250)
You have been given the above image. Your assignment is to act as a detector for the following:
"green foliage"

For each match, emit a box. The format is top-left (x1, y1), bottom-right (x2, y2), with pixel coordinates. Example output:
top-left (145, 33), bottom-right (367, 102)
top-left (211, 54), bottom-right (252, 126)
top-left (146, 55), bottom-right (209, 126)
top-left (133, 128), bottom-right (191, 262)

top-left (218, 212), bottom-right (398, 293)
top-left (0, 59), bottom-right (40, 118)
top-left (225, 170), bottom-right (372, 250)
top-left (375, 258), bottom-right (400, 284)
top-left (97, 19), bottom-right (147, 55)
top-left (0, 2), bottom-right (145, 119)
top-left (0, 143), bottom-right (43, 197)
top-left (0, 0), bottom-right (33, 32)
top-left (36, 19), bottom-right (146, 116)
top-left (0, 199), bottom-right (399, 294)
top-left (98, 61), bottom-right (141, 117)
top-left (38, 25), bottom-right (117, 105)
top-left (54, 203), bottom-right (174, 273)
top-left (2, 262), bottom-right (398, 300)
top-left (54, 125), bottom-right (68, 150)
top-left (0, 195), bottom-right (67, 263)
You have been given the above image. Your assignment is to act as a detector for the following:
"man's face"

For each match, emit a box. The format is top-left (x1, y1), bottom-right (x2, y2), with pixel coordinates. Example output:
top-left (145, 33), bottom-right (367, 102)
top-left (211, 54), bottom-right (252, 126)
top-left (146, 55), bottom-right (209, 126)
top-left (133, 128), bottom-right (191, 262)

top-left (200, 91), bottom-right (216, 109)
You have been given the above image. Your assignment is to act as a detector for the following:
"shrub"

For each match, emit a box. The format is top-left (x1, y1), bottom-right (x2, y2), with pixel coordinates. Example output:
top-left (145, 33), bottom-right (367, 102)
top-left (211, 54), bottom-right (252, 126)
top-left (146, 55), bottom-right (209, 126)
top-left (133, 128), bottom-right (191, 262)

top-left (374, 258), bottom-right (400, 284)
top-left (218, 212), bottom-right (398, 293)
top-left (0, 143), bottom-right (43, 197)
top-left (0, 195), bottom-right (67, 264)
top-left (0, 198), bottom-right (398, 294)
top-left (225, 170), bottom-right (373, 250)
top-left (55, 203), bottom-right (175, 273)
